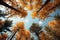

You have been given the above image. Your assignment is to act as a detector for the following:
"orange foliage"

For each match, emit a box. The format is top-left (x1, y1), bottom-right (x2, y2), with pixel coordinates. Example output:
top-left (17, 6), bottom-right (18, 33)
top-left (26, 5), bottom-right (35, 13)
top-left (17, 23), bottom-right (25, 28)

top-left (48, 20), bottom-right (60, 29)
top-left (16, 30), bottom-right (30, 40)
top-left (17, 0), bottom-right (27, 7)
top-left (20, 10), bottom-right (27, 18)
top-left (32, 0), bottom-right (42, 11)
top-left (26, 5), bottom-right (32, 10)
top-left (55, 30), bottom-right (60, 36)
top-left (39, 2), bottom-right (56, 20)
top-left (12, 22), bottom-right (24, 31)
top-left (54, 0), bottom-right (60, 5)
top-left (7, 7), bottom-right (27, 18)
top-left (0, 20), bottom-right (4, 27)
top-left (3, 0), bottom-right (60, 19)
top-left (31, 11), bottom-right (38, 18)
top-left (12, 22), bottom-right (30, 40)
top-left (4, 0), bottom-right (27, 18)
top-left (31, 0), bottom-right (59, 20)
top-left (16, 22), bottom-right (24, 28)
top-left (0, 34), bottom-right (8, 40)
top-left (48, 20), bottom-right (60, 36)
top-left (32, 4), bottom-right (41, 11)
top-left (48, 20), bottom-right (58, 27)
top-left (39, 32), bottom-right (52, 40)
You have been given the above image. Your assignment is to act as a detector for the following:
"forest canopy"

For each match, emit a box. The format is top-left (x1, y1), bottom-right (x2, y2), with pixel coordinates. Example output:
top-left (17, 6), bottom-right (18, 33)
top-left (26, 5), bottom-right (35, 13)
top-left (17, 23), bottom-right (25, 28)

top-left (0, 0), bottom-right (60, 40)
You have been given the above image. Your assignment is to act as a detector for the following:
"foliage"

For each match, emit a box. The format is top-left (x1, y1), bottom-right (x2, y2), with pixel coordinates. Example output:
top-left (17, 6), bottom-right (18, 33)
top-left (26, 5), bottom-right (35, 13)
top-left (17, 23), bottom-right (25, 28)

top-left (12, 22), bottom-right (30, 40)
top-left (0, 10), bottom-right (8, 17)
top-left (0, 0), bottom-right (20, 12)
top-left (54, 14), bottom-right (60, 20)
top-left (30, 23), bottom-right (42, 38)
top-left (1, 0), bottom-right (59, 19)
top-left (0, 0), bottom-right (60, 40)
top-left (44, 23), bottom-right (60, 40)
top-left (0, 33), bottom-right (8, 40)
top-left (0, 19), bottom-right (12, 34)
top-left (39, 31), bottom-right (54, 40)
top-left (30, 23), bottom-right (42, 33)
top-left (31, 0), bottom-right (60, 20)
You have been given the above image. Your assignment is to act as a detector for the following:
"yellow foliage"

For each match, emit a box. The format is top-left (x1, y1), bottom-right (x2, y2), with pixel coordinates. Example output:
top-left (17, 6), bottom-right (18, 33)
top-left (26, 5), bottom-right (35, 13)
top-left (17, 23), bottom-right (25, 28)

top-left (48, 20), bottom-right (60, 27)
top-left (31, 11), bottom-right (38, 18)
top-left (26, 5), bottom-right (32, 10)
top-left (32, 4), bottom-right (40, 11)
top-left (48, 20), bottom-right (58, 27)
top-left (16, 22), bottom-right (24, 28)
top-left (32, 0), bottom-right (42, 11)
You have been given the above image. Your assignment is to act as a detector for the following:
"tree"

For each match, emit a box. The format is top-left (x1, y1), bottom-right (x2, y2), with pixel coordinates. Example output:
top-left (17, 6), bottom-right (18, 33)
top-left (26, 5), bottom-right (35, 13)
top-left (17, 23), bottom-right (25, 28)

top-left (12, 22), bottom-right (31, 40)
top-left (0, 0), bottom-right (60, 40)
top-left (54, 14), bottom-right (60, 20)
top-left (0, 19), bottom-right (12, 34)
top-left (31, 0), bottom-right (60, 20)
top-left (44, 25), bottom-right (60, 40)
top-left (6, 27), bottom-right (20, 40)
top-left (39, 31), bottom-right (54, 40)
top-left (48, 14), bottom-right (60, 37)
top-left (39, 13), bottom-right (60, 40)
top-left (0, 33), bottom-right (8, 40)
top-left (43, 14), bottom-right (60, 40)
top-left (30, 23), bottom-right (42, 38)
top-left (0, 0), bottom-right (20, 12)
top-left (0, 0), bottom-right (60, 19)
top-left (0, 10), bottom-right (12, 34)
top-left (0, 10), bottom-right (8, 17)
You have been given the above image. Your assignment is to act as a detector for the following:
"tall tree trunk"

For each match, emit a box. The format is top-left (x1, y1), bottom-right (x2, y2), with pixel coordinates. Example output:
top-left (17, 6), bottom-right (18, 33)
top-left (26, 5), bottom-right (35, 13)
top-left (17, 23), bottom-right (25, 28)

top-left (6, 28), bottom-right (20, 40)
top-left (37, 0), bottom-right (50, 12)
top-left (0, 0), bottom-right (20, 12)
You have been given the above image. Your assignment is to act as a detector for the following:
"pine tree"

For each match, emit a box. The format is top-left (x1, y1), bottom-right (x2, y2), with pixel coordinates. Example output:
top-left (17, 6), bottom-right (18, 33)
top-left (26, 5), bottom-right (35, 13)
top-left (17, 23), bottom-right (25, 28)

top-left (30, 23), bottom-right (42, 39)
top-left (0, 0), bottom-right (20, 12)
top-left (41, 14), bottom-right (60, 40)
top-left (0, 0), bottom-right (60, 40)
top-left (0, 19), bottom-right (12, 34)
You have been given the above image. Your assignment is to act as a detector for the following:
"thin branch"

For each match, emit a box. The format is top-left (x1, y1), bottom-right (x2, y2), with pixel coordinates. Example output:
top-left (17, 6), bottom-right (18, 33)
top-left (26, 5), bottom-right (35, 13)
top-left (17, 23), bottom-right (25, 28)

top-left (6, 27), bottom-right (20, 40)
top-left (37, 0), bottom-right (50, 12)
top-left (0, 0), bottom-right (21, 13)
